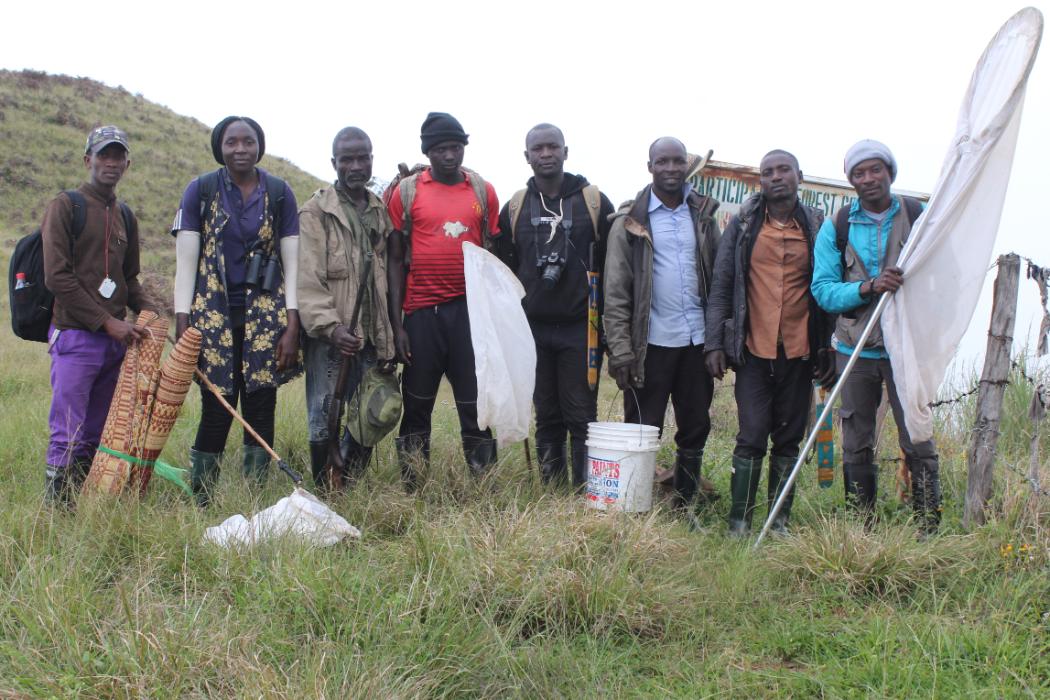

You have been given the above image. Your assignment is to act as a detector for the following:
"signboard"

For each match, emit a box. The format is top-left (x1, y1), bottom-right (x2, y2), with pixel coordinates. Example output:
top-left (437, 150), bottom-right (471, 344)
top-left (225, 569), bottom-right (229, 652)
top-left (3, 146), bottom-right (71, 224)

top-left (689, 160), bottom-right (928, 230)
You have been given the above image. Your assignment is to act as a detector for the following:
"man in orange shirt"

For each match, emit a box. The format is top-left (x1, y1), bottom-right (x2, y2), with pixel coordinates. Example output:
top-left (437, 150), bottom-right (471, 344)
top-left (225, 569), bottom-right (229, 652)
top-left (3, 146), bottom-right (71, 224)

top-left (386, 113), bottom-right (501, 490)
top-left (705, 150), bottom-right (835, 536)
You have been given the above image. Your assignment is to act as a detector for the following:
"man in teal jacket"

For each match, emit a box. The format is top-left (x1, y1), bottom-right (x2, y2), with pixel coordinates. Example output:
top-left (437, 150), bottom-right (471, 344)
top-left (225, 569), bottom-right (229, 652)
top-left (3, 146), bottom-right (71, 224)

top-left (810, 140), bottom-right (941, 536)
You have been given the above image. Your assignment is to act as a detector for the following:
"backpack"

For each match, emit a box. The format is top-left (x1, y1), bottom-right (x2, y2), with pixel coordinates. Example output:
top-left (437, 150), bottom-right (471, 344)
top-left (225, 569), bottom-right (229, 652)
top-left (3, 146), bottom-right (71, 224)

top-left (505, 184), bottom-right (603, 242)
top-left (833, 196), bottom-right (923, 273)
top-left (384, 164), bottom-right (493, 247)
top-left (9, 191), bottom-right (132, 342)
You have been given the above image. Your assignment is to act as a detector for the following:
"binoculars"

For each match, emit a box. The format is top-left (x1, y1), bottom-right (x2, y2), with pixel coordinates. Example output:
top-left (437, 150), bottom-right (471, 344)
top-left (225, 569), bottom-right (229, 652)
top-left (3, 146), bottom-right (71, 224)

top-left (246, 250), bottom-right (281, 293)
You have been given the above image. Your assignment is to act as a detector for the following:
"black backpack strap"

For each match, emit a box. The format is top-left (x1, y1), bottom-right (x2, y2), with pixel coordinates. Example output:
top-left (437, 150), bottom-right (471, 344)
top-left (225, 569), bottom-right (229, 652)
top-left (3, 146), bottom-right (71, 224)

top-left (262, 173), bottom-right (286, 258)
top-left (64, 190), bottom-right (88, 243)
top-left (197, 170), bottom-right (221, 220)
top-left (263, 172), bottom-right (285, 227)
top-left (119, 202), bottom-right (134, 245)
top-left (834, 206), bottom-right (851, 275)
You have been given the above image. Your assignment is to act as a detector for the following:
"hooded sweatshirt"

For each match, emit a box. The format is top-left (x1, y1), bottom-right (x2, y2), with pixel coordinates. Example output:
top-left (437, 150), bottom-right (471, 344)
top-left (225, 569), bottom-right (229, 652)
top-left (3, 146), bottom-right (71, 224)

top-left (495, 173), bottom-right (614, 324)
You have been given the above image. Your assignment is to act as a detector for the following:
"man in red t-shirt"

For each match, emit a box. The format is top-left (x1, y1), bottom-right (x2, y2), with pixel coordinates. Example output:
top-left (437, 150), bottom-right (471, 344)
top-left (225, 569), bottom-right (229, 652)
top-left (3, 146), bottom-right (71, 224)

top-left (387, 112), bottom-right (501, 490)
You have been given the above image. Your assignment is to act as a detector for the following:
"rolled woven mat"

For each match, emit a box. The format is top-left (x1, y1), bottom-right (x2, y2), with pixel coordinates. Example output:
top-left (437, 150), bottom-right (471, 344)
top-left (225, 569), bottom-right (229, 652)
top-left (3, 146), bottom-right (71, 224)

top-left (130, 328), bottom-right (202, 494)
top-left (83, 311), bottom-right (169, 496)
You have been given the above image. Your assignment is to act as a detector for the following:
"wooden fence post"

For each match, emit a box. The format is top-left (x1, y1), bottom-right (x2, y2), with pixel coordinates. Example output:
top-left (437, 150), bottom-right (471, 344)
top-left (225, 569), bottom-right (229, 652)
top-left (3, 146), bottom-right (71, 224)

top-left (964, 254), bottom-right (1020, 528)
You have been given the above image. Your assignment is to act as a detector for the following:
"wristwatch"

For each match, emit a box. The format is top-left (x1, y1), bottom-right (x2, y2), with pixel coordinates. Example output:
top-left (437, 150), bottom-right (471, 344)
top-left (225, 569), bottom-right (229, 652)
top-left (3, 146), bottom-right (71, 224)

top-left (861, 277), bottom-right (876, 299)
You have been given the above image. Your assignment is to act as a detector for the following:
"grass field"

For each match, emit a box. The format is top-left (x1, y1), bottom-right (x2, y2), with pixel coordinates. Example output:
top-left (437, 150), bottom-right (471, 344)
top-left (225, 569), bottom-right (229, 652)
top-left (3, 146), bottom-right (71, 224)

top-left (0, 264), bottom-right (1047, 697)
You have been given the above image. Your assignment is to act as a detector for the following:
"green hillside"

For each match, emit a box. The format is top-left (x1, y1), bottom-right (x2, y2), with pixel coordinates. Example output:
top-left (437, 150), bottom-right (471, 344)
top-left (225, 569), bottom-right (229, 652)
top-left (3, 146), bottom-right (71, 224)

top-left (0, 69), bottom-right (325, 311)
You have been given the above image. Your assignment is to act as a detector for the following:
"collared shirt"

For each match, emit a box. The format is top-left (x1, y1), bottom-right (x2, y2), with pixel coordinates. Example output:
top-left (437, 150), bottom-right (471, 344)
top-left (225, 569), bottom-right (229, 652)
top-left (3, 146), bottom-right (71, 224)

top-left (647, 185), bottom-right (704, 347)
top-left (746, 212), bottom-right (811, 359)
top-left (173, 167), bottom-right (299, 307)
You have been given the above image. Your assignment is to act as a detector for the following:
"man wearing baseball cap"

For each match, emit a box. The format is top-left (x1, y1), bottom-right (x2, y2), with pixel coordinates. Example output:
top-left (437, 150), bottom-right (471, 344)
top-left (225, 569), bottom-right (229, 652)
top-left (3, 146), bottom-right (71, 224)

top-left (810, 139), bottom-right (941, 535)
top-left (385, 112), bottom-right (501, 490)
top-left (39, 125), bottom-right (154, 505)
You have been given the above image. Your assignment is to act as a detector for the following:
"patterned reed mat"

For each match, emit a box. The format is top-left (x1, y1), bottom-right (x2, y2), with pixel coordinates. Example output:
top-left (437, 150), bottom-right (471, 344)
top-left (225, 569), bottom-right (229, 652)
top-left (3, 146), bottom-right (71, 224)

top-left (83, 314), bottom-right (201, 497)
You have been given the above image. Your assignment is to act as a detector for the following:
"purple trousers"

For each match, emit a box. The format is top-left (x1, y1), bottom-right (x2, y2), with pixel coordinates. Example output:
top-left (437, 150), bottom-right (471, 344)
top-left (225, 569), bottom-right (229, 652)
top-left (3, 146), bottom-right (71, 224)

top-left (47, 327), bottom-right (126, 470)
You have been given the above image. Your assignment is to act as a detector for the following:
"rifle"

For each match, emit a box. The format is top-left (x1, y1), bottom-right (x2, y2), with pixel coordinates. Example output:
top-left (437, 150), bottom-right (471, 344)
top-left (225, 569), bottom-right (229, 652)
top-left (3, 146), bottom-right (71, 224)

top-left (325, 244), bottom-right (375, 490)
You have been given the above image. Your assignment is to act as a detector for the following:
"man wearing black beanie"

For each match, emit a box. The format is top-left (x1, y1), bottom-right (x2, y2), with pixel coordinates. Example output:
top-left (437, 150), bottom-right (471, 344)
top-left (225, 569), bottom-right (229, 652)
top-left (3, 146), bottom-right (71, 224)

top-left (386, 112), bottom-right (501, 490)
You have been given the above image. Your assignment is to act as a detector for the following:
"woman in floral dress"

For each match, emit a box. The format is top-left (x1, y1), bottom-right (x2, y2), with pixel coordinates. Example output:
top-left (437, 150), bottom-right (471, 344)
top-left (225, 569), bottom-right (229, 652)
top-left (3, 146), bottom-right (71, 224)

top-left (171, 116), bottom-right (301, 505)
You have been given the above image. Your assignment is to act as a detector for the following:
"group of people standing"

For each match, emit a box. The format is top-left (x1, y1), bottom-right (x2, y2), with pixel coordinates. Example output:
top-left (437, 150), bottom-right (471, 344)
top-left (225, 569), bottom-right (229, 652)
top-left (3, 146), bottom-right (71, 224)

top-left (38, 115), bottom-right (942, 536)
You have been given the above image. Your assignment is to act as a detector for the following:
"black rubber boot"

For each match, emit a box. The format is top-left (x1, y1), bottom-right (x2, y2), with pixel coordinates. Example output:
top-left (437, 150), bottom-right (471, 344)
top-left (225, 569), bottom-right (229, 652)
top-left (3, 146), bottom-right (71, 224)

top-left (242, 444), bottom-right (271, 486)
top-left (727, 455), bottom-right (761, 537)
top-left (340, 427), bottom-right (373, 484)
top-left (464, 436), bottom-right (497, 479)
top-left (190, 448), bottom-right (222, 507)
top-left (671, 448), bottom-right (703, 510)
top-left (69, 458), bottom-right (92, 495)
top-left (843, 462), bottom-right (878, 526)
top-left (396, 434), bottom-right (429, 493)
top-left (309, 440), bottom-right (331, 493)
top-left (44, 466), bottom-right (71, 508)
top-left (536, 442), bottom-right (567, 485)
top-left (909, 457), bottom-right (942, 537)
top-left (767, 454), bottom-right (797, 534)
top-left (570, 436), bottom-right (589, 493)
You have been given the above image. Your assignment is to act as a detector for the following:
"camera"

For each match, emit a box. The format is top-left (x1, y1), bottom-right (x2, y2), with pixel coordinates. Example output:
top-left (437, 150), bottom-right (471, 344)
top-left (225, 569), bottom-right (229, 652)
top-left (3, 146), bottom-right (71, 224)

top-left (538, 251), bottom-right (565, 290)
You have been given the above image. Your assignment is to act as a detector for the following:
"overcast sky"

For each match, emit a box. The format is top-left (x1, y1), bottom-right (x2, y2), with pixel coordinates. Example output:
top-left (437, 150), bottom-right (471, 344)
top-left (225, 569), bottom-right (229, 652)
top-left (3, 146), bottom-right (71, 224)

top-left (3, 0), bottom-right (1048, 380)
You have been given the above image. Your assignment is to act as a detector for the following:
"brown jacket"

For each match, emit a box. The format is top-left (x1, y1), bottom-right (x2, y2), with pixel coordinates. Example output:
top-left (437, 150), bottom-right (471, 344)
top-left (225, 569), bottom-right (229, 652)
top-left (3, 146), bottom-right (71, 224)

top-left (41, 183), bottom-right (151, 331)
top-left (603, 185), bottom-right (720, 385)
top-left (297, 186), bottom-right (395, 360)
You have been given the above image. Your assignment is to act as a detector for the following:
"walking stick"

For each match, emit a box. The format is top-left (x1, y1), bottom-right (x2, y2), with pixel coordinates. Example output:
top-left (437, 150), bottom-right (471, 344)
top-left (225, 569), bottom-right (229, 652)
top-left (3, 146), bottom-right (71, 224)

top-left (754, 192), bottom-right (935, 549)
top-left (587, 242), bottom-right (601, 392)
top-left (196, 366), bottom-right (302, 486)
top-left (754, 291), bottom-right (891, 548)
top-left (325, 248), bottom-right (375, 490)
top-left (167, 333), bottom-right (303, 485)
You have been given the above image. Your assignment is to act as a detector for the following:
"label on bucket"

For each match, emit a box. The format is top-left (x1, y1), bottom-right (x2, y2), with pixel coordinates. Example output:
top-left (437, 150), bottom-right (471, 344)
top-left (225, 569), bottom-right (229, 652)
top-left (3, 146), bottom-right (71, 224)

top-left (586, 457), bottom-right (621, 506)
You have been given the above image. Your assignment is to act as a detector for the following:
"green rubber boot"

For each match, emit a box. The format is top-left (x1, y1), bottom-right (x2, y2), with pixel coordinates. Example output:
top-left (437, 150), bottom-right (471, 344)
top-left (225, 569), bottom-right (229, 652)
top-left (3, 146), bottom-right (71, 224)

top-left (727, 455), bottom-right (762, 537)
top-left (242, 444), bottom-right (271, 485)
top-left (190, 449), bottom-right (222, 507)
top-left (767, 454), bottom-right (797, 534)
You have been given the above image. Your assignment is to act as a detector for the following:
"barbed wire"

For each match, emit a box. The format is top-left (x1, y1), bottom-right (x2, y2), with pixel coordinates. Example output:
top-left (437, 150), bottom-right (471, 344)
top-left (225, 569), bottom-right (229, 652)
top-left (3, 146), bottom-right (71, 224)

top-left (1000, 458), bottom-right (1050, 501)
top-left (928, 384), bottom-right (980, 408)
top-left (924, 253), bottom-right (1049, 410)
top-left (1010, 358), bottom-right (1040, 387)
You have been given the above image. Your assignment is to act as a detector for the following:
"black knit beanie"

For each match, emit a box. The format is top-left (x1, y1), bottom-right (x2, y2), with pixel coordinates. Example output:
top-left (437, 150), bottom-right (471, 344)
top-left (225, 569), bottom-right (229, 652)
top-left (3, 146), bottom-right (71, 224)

top-left (420, 112), bottom-right (468, 154)
top-left (211, 116), bottom-right (266, 165)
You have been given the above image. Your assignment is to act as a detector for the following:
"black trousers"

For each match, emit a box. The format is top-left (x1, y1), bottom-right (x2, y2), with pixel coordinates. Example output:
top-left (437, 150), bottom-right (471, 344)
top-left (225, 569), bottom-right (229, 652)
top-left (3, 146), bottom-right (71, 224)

top-left (733, 347), bottom-right (813, 460)
top-left (194, 314), bottom-right (276, 453)
top-left (836, 354), bottom-right (938, 466)
top-left (399, 297), bottom-right (491, 443)
top-left (624, 343), bottom-right (712, 450)
top-left (532, 319), bottom-right (600, 445)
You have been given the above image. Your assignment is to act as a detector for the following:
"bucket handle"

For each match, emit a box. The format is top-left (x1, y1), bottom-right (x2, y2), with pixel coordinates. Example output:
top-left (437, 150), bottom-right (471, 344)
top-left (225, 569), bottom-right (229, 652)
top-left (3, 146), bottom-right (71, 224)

top-left (627, 387), bottom-right (645, 444)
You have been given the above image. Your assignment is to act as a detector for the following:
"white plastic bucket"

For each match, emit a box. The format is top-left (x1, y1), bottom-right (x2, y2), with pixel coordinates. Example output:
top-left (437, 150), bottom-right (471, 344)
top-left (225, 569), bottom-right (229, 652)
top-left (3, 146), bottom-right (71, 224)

top-left (585, 421), bottom-right (660, 512)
